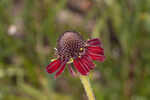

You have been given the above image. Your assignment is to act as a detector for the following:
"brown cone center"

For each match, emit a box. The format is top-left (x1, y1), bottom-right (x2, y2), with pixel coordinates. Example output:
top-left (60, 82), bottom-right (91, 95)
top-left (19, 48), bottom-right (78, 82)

top-left (57, 31), bottom-right (85, 60)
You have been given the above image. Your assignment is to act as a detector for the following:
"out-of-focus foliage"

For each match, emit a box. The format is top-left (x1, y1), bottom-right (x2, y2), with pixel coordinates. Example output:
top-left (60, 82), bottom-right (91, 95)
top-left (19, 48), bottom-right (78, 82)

top-left (0, 0), bottom-right (150, 100)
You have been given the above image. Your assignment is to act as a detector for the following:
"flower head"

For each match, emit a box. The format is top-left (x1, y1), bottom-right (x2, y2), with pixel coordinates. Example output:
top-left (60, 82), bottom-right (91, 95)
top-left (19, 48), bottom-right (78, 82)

top-left (46, 31), bottom-right (105, 78)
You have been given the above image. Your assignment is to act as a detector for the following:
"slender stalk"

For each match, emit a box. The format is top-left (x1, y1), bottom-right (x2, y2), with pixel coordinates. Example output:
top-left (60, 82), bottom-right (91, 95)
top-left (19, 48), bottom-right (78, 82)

top-left (79, 75), bottom-right (95, 100)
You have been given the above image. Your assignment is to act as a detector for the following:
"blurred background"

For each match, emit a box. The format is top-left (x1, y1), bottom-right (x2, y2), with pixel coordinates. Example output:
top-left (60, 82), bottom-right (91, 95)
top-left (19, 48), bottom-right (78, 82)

top-left (0, 0), bottom-right (150, 100)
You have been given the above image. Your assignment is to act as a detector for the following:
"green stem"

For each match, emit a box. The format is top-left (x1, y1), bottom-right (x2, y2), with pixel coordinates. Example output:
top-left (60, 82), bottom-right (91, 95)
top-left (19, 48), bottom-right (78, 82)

top-left (79, 75), bottom-right (95, 100)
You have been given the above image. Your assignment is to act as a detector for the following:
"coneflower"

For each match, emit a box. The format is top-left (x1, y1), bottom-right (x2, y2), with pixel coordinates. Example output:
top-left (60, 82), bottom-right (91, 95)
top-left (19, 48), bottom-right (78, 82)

top-left (46, 31), bottom-right (105, 78)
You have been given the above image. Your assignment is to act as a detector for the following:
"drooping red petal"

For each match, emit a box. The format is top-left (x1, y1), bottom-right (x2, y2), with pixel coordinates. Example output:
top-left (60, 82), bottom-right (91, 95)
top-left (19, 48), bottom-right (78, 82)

top-left (79, 57), bottom-right (90, 73)
top-left (68, 64), bottom-right (76, 77)
top-left (82, 55), bottom-right (95, 69)
top-left (87, 38), bottom-right (101, 46)
top-left (77, 58), bottom-right (89, 74)
top-left (88, 52), bottom-right (105, 62)
top-left (73, 58), bottom-right (87, 75)
top-left (46, 59), bottom-right (61, 74)
top-left (87, 46), bottom-right (104, 55)
top-left (80, 59), bottom-right (90, 71)
top-left (55, 60), bottom-right (67, 78)
top-left (81, 55), bottom-right (92, 70)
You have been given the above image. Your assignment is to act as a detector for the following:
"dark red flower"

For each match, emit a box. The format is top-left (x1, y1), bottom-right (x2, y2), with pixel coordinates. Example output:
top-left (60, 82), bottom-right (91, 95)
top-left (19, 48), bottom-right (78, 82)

top-left (46, 31), bottom-right (105, 78)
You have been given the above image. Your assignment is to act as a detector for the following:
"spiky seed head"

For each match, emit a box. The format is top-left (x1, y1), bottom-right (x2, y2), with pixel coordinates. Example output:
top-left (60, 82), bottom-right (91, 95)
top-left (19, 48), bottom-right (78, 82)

top-left (57, 31), bottom-right (85, 60)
